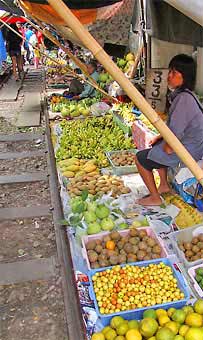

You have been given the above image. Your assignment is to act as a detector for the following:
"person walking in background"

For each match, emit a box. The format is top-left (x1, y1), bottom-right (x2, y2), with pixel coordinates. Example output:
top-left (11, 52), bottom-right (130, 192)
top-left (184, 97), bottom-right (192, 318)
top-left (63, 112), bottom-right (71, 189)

top-left (6, 23), bottom-right (23, 81)
top-left (36, 29), bottom-right (44, 64)
top-left (24, 25), bottom-right (33, 64)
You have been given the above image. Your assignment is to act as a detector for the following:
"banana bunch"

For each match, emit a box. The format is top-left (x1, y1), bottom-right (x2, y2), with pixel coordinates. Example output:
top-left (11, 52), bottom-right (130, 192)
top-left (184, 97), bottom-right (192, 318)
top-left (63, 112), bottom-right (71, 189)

top-left (56, 115), bottom-right (134, 168)
top-left (163, 194), bottom-right (203, 228)
top-left (58, 158), bottom-right (99, 178)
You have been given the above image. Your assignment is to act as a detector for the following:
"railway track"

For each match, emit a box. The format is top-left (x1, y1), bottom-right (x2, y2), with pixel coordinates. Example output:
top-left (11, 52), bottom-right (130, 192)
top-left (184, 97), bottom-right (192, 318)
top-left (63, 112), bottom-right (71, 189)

top-left (0, 68), bottom-right (85, 340)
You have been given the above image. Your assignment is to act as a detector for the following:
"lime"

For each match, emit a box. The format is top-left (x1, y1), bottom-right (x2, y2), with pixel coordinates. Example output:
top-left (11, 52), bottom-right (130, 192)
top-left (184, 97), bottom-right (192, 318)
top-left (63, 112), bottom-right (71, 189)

top-left (143, 309), bottom-right (157, 320)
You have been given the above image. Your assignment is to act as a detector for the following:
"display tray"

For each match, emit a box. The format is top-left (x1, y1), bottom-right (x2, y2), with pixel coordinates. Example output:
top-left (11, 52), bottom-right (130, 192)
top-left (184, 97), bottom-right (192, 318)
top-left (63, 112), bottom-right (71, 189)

top-left (170, 224), bottom-right (203, 268)
top-left (106, 149), bottom-right (138, 175)
top-left (88, 258), bottom-right (190, 326)
top-left (82, 227), bottom-right (168, 270)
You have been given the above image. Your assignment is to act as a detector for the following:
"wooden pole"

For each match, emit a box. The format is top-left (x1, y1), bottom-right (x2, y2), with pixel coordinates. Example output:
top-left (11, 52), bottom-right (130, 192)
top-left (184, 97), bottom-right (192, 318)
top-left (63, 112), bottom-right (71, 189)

top-left (47, 0), bottom-right (203, 184)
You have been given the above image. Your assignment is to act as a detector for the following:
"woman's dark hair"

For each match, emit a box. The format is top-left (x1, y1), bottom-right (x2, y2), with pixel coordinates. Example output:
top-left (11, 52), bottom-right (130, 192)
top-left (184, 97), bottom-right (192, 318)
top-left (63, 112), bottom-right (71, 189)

top-left (88, 60), bottom-right (97, 70)
top-left (169, 54), bottom-right (196, 91)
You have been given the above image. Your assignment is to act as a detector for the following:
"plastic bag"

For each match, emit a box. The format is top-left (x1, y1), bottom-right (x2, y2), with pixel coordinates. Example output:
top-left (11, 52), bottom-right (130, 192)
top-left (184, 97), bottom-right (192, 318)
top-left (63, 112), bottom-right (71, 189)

top-left (90, 102), bottom-right (110, 116)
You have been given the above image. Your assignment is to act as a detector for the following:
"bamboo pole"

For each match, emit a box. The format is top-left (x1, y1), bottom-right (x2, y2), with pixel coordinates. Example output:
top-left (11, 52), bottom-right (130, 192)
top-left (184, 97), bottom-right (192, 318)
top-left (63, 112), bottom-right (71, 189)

top-left (47, 0), bottom-right (203, 184)
top-left (0, 18), bottom-right (115, 101)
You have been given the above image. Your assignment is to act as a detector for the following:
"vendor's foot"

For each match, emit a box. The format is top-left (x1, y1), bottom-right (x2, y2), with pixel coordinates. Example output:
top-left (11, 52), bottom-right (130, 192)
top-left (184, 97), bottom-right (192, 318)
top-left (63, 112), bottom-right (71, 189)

top-left (137, 195), bottom-right (162, 206)
top-left (158, 184), bottom-right (171, 195)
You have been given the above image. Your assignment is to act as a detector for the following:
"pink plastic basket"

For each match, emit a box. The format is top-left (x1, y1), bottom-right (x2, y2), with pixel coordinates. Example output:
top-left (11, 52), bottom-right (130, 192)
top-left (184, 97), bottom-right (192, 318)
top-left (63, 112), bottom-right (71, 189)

top-left (82, 227), bottom-right (168, 270)
top-left (132, 121), bottom-right (157, 150)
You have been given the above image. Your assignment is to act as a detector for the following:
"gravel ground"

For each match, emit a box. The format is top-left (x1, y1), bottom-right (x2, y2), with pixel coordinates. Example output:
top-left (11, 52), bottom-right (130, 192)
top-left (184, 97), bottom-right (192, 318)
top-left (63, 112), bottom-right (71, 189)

top-left (0, 182), bottom-right (50, 208)
top-left (0, 217), bottom-right (56, 263)
top-left (0, 157), bottom-right (47, 176)
top-left (0, 140), bottom-right (46, 153)
top-left (0, 278), bottom-right (67, 340)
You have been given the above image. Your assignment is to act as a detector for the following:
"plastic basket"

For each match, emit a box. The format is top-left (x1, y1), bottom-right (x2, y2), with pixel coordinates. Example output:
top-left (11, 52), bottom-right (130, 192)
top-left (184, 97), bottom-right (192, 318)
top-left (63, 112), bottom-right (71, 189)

top-left (82, 227), bottom-right (168, 270)
top-left (188, 264), bottom-right (203, 297)
top-left (88, 258), bottom-right (190, 326)
top-left (106, 149), bottom-right (138, 175)
top-left (112, 112), bottom-right (132, 136)
top-left (169, 224), bottom-right (203, 268)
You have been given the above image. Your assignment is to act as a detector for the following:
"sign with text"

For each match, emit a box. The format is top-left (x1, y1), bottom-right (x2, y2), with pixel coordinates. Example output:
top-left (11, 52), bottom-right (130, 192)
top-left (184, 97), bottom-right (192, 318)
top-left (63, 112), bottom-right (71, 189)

top-left (145, 69), bottom-right (168, 112)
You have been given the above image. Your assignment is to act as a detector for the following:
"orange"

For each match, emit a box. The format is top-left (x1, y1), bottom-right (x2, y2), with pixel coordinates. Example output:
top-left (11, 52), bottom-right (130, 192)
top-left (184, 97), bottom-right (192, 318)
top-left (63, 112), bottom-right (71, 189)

top-left (106, 240), bottom-right (116, 250)
top-left (185, 312), bottom-right (203, 327)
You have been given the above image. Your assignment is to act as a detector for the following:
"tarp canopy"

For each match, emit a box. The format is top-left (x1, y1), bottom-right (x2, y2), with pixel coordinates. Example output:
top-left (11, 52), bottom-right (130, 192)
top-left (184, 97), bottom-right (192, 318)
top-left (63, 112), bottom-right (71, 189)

top-left (164, 0), bottom-right (203, 27)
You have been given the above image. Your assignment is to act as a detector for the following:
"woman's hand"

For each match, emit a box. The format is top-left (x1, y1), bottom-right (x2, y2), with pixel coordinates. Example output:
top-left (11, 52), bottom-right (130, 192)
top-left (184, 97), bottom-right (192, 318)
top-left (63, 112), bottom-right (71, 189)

top-left (149, 134), bottom-right (162, 146)
top-left (163, 143), bottom-right (173, 154)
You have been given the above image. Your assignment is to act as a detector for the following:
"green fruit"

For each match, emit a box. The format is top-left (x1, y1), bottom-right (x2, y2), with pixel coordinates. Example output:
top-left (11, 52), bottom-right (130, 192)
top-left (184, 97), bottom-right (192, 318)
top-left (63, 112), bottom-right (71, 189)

top-left (185, 327), bottom-right (203, 340)
top-left (174, 336), bottom-right (184, 340)
top-left (100, 217), bottom-right (115, 231)
top-left (116, 323), bottom-right (129, 335)
top-left (156, 327), bottom-right (175, 340)
top-left (95, 205), bottom-right (110, 219)
top-left (143, 309), bottom-right (157, 320)
top-left (140, 318), bottom-right (158, 338)
top-left (196, 268), bottom-right (203, 276)
top-left (87, 222), bottom-right (101, 235)
top-left (110, 316), bottom-right (125, 329)
top-left (105, 329), bottom-right (117, 340)
top-left (171, 310), bottom-right (186, 324)
top-left (195, 274), bottom-right (202, 283)
top-left (84, 211), bottom-right (97, 223)
top-left (182, 306), bottom-right (194, 315)
top-left (128, 320), bottom-right (139, 329)
top-left (194, 299), bottom-right (203, 315)
top-left (102, 326), bottom-right (112, 335)
top-left (117, 222), bottom-right (128, 230)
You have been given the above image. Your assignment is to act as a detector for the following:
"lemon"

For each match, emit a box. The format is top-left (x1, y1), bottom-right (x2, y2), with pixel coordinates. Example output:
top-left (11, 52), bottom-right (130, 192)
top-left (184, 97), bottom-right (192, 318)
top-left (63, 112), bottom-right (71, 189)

top-left (185, 327), bottom-right (203, 340)
top-left (110, 316), bottom-right (125, 329)
top-left (171, 310), bottom-right (186, 324)
top-left (185, 312), bottom-right (203, 327)
top-left (168, 308), bottom-right (176, 318)
top-left (91, 333), bottom-right (105, 340)
top-left (102, 326), bottom-right (112, 335)
top-left (194, 299), bottom-right (203, 315)
top-left (156, 309), bottom-right (168, 318)
top-left (174, 336), bottom-right (184, 340)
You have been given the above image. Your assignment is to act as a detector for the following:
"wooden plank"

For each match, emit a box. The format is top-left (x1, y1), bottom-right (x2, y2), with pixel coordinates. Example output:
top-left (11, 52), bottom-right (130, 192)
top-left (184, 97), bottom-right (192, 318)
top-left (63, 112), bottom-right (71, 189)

top-left (0, 172), bottom-right (48, 184)
top-left (15, 92), bottom-right (41, 127)
top-left (0, 205), bottom-right (51, 220)
top-left (0, 132), bottom-right (44, 142)
top-left (0, 257), bottom-right (56, 285)
top-left (0, 78), bottom-right (22, 101)
top-left (0, 150), bottom-right (46, 160)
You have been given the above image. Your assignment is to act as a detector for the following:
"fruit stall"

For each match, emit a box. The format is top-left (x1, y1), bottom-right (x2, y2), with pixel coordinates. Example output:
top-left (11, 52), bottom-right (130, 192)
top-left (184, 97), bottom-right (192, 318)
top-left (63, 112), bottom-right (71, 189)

top-left (44, 50), bottom-right (203, 340)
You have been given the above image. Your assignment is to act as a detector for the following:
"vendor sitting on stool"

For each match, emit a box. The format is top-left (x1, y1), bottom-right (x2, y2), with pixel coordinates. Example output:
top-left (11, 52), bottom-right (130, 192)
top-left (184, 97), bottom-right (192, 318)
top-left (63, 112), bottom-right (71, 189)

top-left (69, 60), bottom-right (99, 100)
top-left (134, 54), bottom-right (203, 206)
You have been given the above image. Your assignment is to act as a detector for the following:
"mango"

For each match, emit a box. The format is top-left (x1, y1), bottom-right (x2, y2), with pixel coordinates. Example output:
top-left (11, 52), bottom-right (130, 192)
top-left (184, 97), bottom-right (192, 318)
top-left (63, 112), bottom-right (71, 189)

top-left (63, 171), bottom-right (75, 178)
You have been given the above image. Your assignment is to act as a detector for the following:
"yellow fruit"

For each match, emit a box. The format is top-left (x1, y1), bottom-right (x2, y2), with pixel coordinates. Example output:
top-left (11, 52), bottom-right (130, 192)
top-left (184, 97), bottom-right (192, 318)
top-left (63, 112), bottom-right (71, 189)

top-left (156, 327), bottom-right (175, 340)
top-left (185, 327), bottom-right (203, 340)
top-left (194, 299), bottom-right (203, 315)
top-left (168, 308), bottom-right (176, 318)
top-left (83, 164), bottom-right (97, 173)
top-left (171, 310), bottom-right (186, 324)
top-left (91, 332), bottom-right (105, 340)
top-left (102, 326), bottom-right (112, 335)
top-left (156, 309), bottom-right (168, 318)
top-left (110, 316), bottom-right (125, 329)
top-left (105, 329), bottom-right (117, 340)
top-left (185, 312), bottom-right (203, 327)
top-left (179, 325), bottom-right (189, 337)
top-left (117, 323), bottom-right (129, 336)
top-left (165, 321), bottom-right (179, 335)
top-left (63, 171), bottom-right (75, 178)
top-left (158, 315), bottom-right (170, 326)
top-left (126, 329), bottom-right (142, 340)
top-left (182, 306), bottom-right (194, 315)
top-left (140, 318), bottom-right (158, 338)
top-left (66, 165), bottom-right (80, 172)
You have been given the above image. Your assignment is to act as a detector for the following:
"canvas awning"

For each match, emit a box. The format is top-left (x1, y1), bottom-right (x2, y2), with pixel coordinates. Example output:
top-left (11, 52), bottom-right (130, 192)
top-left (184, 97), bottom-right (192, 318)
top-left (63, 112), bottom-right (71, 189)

top-left (164, 0), bottom-right (203, 27)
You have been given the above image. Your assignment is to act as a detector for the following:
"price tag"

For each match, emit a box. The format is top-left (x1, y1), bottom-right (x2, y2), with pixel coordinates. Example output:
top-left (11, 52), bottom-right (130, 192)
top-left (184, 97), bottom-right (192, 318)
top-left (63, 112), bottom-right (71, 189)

top-left (145, 69), bottom-right (168, 112)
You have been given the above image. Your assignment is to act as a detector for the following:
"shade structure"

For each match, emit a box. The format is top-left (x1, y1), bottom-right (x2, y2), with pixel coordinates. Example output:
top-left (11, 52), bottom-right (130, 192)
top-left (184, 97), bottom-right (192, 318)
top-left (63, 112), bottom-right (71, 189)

top-left (1, 16), bottom-right (26, 23)
top-left (164, 0), bottom-right (203, 27)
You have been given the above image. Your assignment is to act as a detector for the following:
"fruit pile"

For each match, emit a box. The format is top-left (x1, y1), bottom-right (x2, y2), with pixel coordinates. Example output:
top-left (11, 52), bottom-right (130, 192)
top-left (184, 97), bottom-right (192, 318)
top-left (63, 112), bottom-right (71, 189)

top-left (86, 229), bottom-right (162, 269)
top-left (163, 194), bottom-right (203, 228)
top-left (56, 115), bottom-right (134, 167)
top-left (67, 174), bottom-right (130, 197)
top-left (58, 158), bottom-right (99, 178)
top-left (178, 234), bottom-right (203, 262)
top-left (112, 103), bottom-right (135, 123)
top-left (91, 299), bottom-right (203, 340)
top-left (92, 262), bottom-right (184, 315)
top-left (110, 151), bottom-right (136, 167)
top-left (194, 267), bottom-right (203, 290)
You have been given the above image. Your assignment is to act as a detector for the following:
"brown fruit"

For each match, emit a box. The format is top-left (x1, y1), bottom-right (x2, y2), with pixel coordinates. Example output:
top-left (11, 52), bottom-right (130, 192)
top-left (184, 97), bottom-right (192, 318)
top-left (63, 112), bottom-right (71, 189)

top-left (183, 242), bottom-right (192, 250)
top-left (95, 245), bottom-right (103, 254)
top-left (137, 250), bottom-right (146, 261)
top-left (99, 259), bottom-right (109, 267)
top-left (91, 262), bottom-right (100, 269)
top-left (129, 237), bottom-right (139, 245)
top-left (86, 240), bottom-right (96, 250)
top-left (118, 254), bottom-right (127, 264)
top-left (197, 242), bottom-right (203, 249)
top-left (198, 234), bottom-right (203, 242)
top-left (122, 236), bottom-right (130, 244)
top-left (117, 240), bottom-right (125, 250)
top-left (139, 242), bottom-right (148, 250)
top-left (124, 243), bottom-right (133, 254)
top-left (98, 253), bottom-right (107, 262)
top-left (129, 229), bottom-right (138, 237)
top-left (88, 251), bottom-right (98, 263)
top-left (95, 239), bottom-right (102, 245)
top-left (120, 249), bottom-right (127, 256)
top-left (110, 231), bottom-right (121, 241)
top-left (178, 243), bottom-right (185, 251)
top-left (103, 235), bottom-right (111, 243)
top-left (147, 238), bottom-right (156, 248)
top-left (143, 255), bottom-right (151, 261)
top-left (107, 250), bottom-right (117, 257)
top-left (109, 255), bottom-right (119, 265)
top-left (138, 230), bottom-right (147, 239)
top-left (152, 245), bottom-right (161, 254)
top-left (131, 245), bottom-right (139, 254)
top-left (127, 254), bottom-right (137, 263)
top-left (152, 253), bottom-right (160, 259)
top-left (192, 245), bottom-right (200, 253)
top-left (185, 250), bottom-right (193, 258)
top-left (192, 237), bottom-right (199, 245)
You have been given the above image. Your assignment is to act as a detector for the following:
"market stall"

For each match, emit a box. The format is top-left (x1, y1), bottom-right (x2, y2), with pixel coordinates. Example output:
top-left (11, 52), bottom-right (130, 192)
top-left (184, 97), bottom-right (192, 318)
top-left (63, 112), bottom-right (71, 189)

top-left (5, 0), bottom-right (203, 339)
